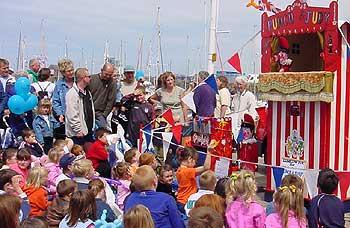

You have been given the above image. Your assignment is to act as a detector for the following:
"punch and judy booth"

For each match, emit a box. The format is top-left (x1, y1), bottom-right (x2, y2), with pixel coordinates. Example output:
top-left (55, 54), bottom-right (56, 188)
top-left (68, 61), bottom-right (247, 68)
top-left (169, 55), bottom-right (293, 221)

top-left (257, 0), bottom-right (350, 200)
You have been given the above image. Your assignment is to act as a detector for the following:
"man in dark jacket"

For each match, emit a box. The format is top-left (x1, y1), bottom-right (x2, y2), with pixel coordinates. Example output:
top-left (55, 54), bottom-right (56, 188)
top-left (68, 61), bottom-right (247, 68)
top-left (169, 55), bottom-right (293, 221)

top-left (88, 63), bottom-right (116, 128)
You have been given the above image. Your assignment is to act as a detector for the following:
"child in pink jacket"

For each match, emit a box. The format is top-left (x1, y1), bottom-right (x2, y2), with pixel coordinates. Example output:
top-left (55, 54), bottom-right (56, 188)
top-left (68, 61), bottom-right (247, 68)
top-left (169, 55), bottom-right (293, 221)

top-left (265, 184), bottom-right (306, 228)
top-left (225, 170), bottom-right (266, 228)
top-left (42, 147), bottom-right (64, 194)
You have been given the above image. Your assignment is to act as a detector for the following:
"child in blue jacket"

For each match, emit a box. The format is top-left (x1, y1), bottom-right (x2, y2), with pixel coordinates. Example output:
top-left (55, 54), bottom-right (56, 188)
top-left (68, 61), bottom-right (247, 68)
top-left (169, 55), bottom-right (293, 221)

top-left (33, 98), bottom-right (59, 154)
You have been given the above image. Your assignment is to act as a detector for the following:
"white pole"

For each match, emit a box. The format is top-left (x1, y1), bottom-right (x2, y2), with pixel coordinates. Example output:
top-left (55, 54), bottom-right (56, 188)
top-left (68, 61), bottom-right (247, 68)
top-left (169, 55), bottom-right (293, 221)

top-left (156, 6), bottom-right (161, 77)
top-left (207, 0), bottom-right (218, 75)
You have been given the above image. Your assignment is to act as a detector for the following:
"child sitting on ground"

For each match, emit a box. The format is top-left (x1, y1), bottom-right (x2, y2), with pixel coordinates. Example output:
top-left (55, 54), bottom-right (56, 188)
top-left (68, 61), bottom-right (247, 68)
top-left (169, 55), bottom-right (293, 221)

top-left (9, 148), bottom-right (31, 185)
top-left (0, 148), bottom-right (17, 170)
top-left (43, 147), bottom-right (64, 194)
top-left (88, 178), bottom-right (117, 222)
top-left (46, 179), bottom-right (77, 227)
top-left (308, 168), bottom-right (344, 228)
top-left (123, 205), bottom-right (154, 228)
top-left (139, 152), bottom-right (158, 170)
top-left (265, 182), bottom-right (306, 228)
top-left (86, 127), bottom-right (111, 178)
top-left (21, 166), bottom-right (50, 216)
top-left (19, 128), bottom-right (44, 158)
top-left (124, 148), bottom-right (139, 174)
top-left (185, 170), bottom-right (217, 216)
top-left (112, 161), bottom-right (132, 210)
top-left (156, 164), bottom-right (176, 198)
top-left (225, 170), bottom-right (266, 228)
top-left (32, 98), bottom-right (59, 154)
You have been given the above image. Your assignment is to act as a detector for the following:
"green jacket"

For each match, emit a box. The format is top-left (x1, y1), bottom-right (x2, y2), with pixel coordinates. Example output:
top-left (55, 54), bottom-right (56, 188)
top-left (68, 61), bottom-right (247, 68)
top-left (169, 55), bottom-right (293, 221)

top-left (27, 69), bottom-right (38, 82)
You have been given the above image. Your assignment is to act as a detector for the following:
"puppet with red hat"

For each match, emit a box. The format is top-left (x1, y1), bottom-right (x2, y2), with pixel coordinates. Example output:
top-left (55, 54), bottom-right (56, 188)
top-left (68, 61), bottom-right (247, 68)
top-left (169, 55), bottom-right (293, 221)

top-left (239, 113), bottom-right (259, 171)
top-left (273, 36), bottom-right (293, 72)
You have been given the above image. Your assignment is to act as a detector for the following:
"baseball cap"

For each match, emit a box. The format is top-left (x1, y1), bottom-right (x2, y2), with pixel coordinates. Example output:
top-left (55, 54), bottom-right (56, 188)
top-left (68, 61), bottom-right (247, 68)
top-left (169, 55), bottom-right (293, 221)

top-left (124, 65), bottom-right (135, 73)
top-left (59, 153), bottom-right (76, 169)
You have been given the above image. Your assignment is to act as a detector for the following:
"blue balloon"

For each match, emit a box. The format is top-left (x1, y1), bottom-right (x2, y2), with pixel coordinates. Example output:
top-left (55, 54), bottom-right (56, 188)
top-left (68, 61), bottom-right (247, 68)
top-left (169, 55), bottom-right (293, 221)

top-left (15, 77), bottom-right (31, 97)
top-left (8, 95), bottom-right (26, 115)
top-left (24, 94), bottom-right (38, 112)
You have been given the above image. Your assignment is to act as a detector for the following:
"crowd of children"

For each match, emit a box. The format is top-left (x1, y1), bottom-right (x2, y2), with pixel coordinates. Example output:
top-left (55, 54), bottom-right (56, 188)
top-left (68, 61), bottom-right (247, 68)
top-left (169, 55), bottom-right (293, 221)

top-left (0, 127), bottom-right (346, 228)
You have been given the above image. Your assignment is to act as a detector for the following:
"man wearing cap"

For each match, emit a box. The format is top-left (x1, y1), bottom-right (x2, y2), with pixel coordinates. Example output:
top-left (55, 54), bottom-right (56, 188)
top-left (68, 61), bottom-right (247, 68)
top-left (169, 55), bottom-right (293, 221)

top-left (89, 63), bottom-right (117, 128)
top-left (193, 71), bottom-right (216, 117)
top-left (120, 65), bottom-right (137, 96)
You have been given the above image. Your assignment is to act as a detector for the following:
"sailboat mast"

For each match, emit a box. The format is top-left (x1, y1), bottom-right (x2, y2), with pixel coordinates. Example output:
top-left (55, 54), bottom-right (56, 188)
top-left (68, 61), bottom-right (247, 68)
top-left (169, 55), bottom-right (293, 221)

top-left (156, 6), bottom-right (162, 76)
top-left (64, 36), bottom-right (68, 58)
top-left (104, 40), bottom-right (109, 64)
top-left (39, 19), bottom-right (48, 67)
top-left (91, 48), bottom-right (95, 73)
top-left (16, 28), bottom-right (23, 71)
top-left (207, 0), bottom-right (218, 75)
top-left (147, 41), bottom-right (152, 83)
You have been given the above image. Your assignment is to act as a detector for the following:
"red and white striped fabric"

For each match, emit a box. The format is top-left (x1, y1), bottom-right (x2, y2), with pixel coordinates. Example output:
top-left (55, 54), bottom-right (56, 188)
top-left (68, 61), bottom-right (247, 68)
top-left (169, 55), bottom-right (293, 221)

top-left (266, 24), bottom-right (350, 198)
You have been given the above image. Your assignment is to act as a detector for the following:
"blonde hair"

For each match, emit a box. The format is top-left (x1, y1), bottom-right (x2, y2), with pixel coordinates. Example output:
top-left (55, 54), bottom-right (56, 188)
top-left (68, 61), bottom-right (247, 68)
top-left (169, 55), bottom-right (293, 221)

top-left (47, 147), bottom-right (64, 164)
top-left (225, 170), bottom-right (256, 204)
top-left (72, 159), bottom-right (93, 178)
top-left (199, 170), bottom-right (217, 191)
top-left (38, 98), bottom-right (52, 114)
top-left (26, 166), bottom-right (48, 188)
top-left (132, 165), bottom-right (156, 191)
top-left (124, 205), bottom-right (154, 228)
top-left (273, 184), bottom-right (305, 228)
top-left (58, 59), bottom-right (73, 74)
top-left (71, 144), bottom-right (84, 156)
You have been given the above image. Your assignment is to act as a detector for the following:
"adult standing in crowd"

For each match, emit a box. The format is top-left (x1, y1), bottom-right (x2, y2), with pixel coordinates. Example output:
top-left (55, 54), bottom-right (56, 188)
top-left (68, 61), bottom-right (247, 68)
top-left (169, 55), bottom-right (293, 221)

top-left (149, 71), bottom-right (187, 123)
top-left (65, 68), bottom-right (94, 145)
top-left (52, 59), bottom-right (74, 139)
top-left (26, 58), bottom-right (41, 83)
top-left (214, 76), bottom-right (231, 118)
top-left (0, 59), bottom-right (9, 116)
top-left (89, 63), bottom-right (116, 128)
top-left (193, 71), bottom-right (216, 117)
top-left (31, 68), bottom-right (55, 100)
top-left (120, 65), bottom-right (137, 96)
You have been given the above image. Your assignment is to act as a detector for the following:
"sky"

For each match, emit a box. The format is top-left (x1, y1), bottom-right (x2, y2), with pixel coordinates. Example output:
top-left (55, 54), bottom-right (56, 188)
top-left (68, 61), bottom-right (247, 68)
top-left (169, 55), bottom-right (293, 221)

top-left (1, 0), bottom-right (349, 75)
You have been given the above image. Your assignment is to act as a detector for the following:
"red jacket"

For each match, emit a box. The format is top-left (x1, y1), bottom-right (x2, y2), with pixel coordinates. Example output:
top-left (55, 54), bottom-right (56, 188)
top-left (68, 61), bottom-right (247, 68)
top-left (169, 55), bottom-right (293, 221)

top-left (86, 139), bottom-right (108, 169)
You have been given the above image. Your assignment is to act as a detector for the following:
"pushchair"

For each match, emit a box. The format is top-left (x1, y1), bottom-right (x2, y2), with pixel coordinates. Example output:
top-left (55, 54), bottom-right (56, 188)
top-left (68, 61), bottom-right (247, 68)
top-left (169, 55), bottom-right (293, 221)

top-left (1, 115), bottom-right (22, 149)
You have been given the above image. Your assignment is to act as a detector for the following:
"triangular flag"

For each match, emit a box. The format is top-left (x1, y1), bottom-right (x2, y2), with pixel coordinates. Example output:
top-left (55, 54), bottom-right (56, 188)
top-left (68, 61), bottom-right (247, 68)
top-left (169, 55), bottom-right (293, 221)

top-left (347, 46), bottom-right (350, 59)
top-left (236, 128), bottom-right (244, 143)
top-left (204, 74), bottom-right (219, 94)
top-left (181, 91), bottom-right (196, 113)
top-left (272, 167), bottom-right (284, 188)
top-left (304, 170), bottom-right (319, 198)
top-left (227, 52), bottom-right (242, 74)
top-left (161, 109), bottom-right (175, 126)
top-left (161, 132), bottom-right (173, 161)
top-left (336, 172), bottom-right (350, 199)
top-left (143, 124), bottom-right (152, 150)
top-left (172, 125), bottom-right (182, 144)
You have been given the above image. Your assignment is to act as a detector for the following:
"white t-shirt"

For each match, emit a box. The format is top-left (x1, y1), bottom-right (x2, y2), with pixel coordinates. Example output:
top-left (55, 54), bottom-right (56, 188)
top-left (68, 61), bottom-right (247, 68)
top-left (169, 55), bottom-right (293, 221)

top-left (184, 189), bottom-right (214, 216)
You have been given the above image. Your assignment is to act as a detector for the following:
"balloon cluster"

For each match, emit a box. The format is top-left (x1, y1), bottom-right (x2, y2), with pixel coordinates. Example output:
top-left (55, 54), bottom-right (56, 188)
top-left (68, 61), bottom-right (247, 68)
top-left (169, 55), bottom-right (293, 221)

top-left (8, 77), bottom-right (38, 115)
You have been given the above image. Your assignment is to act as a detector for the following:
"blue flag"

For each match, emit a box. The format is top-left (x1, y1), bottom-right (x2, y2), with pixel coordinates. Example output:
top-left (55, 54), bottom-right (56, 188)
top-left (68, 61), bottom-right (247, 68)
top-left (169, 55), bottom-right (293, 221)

top-left (204, 74), bottom-right (219, 94)
top-left (236, 128), bottom-right (244, 143)
top-left (272, 167), bottom-right (285, 188)
top-left (143, 124), bottom-right (152, 150)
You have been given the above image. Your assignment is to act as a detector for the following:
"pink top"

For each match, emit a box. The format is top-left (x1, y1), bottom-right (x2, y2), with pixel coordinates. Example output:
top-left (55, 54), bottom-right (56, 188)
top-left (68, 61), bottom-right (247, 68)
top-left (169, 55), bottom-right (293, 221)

top-left (43, 162), bottom-right (62, 194)
top-left (117, 179), bottom-right (131, 210)
top-left (265, 211), bottom-right (306, 228)
top-left (9, 163), bottom-right (29, 186)
top-left (225, 197), bottom-right (266, 228)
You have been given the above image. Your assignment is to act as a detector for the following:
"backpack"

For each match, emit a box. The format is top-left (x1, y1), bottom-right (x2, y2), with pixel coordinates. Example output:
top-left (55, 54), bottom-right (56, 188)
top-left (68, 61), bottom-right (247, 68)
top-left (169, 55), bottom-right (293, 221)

top-left (36, 82), bottom-right (51, 100)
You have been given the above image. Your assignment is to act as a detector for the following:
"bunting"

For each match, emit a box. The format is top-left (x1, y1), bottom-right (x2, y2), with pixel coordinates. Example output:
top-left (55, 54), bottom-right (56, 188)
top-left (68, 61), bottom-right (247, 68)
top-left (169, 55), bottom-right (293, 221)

top-left (161, 109), bottom-right (175, 126)
top-left (182, 91), bottom-right (196, 113)
top-left (272, 167), bottom-right (284, 188)
top-left (303, 170), bottom-right (319, 198)
top-left (143, 124), bottom-right (153, 151)
top-left (172, 125), bottom-right (183, 144)
top-left (227, 52), bottom-right (242, 74)
top-left (336, 172), bottom-right (350, 199)
top-left (161, 132), bottom-right (173, 161)
top-left (204, 74), bottom-right (219, 94)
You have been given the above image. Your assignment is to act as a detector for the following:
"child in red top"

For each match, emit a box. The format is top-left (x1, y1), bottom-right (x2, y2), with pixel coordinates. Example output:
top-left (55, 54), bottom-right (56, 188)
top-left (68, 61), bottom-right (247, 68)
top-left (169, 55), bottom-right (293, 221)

top-left (21, 166), bottom-right (50, 216)
top-left (176, 145), bottom-right (212, 216)
top-left (9, 148), bottom-right (31, 186)
top-left (86, 127), bottom-right (111, 178)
